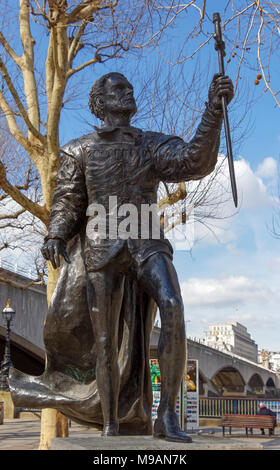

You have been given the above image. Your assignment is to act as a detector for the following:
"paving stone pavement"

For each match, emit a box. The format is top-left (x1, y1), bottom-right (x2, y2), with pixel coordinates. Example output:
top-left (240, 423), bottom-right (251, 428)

top-left (0, 417), bottom-right (99, 450)
top-left (0, 418), bottom-right (280, 451)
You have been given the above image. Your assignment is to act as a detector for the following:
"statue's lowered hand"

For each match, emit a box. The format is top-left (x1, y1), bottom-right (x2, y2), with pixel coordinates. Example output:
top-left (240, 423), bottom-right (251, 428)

top-left (41, 238), bottom-right (71, 269)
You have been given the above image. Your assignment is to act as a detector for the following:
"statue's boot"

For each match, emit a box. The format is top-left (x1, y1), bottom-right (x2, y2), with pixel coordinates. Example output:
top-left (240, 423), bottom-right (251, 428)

top-left (101, 422), bottom-right (119, 437)
top-left (153, 410), bottom-right (192, 443)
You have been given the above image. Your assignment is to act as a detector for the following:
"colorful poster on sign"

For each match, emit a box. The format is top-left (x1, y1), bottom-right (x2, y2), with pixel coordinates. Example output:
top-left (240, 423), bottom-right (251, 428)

top-left (150, 359), bottom-right (161, 390)
top-left (185, 359), bottom-right (199, 430)
top-left (187, 360), bottom-right (197, 392)
top-left (149, 359), bottom-right (186, 428)
top-left (150, 359), bottom-right (161, 422)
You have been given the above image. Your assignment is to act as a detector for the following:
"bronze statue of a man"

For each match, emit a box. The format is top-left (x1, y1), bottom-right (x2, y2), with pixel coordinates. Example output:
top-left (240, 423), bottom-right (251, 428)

top-left (9, 72), bottom-right (233, 442)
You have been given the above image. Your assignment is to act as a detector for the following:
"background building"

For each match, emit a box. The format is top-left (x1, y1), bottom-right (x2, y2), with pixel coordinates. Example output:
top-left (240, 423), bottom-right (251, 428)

top-left (204, 321), bottom-right (258, 363)
top-left (258, 350), bottom-right (280, 372)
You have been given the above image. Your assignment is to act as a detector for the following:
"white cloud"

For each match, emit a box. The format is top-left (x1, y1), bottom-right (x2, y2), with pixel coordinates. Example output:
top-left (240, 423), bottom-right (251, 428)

top-left (206, 154), bottom-right (276, 211)
top-left (256, 157), bottom-right (278, 181)
top-left (235, 158), bottom-right (272, 210)
top-left (180, 275), bottom-right (273, 310)
top-left (188, 155), bottom-right (277, 247)
top-left (0, 195), bottom-right (45, 270)
top-left (176, 157), bottom-right (280, 349)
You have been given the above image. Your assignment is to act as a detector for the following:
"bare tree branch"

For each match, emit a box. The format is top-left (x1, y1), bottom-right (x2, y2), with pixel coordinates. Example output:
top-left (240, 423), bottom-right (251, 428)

top-left (158, 182), bottom-right (187, 210)
top-left (0, 91), bottom-right (32, 154)
top-left (66, 0), bottom-right (118, 24)
top-left (67, 20), bottom-right (87, 67)
top-left (256, 6), bottom-right (280, 108)
top-left (0, 273), bottom-right (45, 290)
top-left (0, 208), bottom-right (26, 220)
top-left (19, 0), bottom-right (41, 135)
top-left (0, 31), bottom-right (23, 68)
top-left (0, 160), bottom-right (48, 225)
top-left (0, 57), bottom-right (45, 144)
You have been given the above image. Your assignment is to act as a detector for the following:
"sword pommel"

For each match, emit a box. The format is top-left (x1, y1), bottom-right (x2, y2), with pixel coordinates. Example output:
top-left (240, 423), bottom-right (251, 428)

top-left (212, 12), bottom-right (221, 23)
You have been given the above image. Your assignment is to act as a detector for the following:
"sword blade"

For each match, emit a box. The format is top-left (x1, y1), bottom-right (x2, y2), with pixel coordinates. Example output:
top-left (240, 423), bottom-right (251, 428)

top-left (222, 96), bottom-right (238, 208)
top-left (213, 12), bottom-right (238, 208)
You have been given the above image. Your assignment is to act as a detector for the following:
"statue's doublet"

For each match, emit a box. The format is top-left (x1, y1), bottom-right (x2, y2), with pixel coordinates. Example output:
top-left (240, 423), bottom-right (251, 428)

top-left (47, 115), bottom-right (222, 271)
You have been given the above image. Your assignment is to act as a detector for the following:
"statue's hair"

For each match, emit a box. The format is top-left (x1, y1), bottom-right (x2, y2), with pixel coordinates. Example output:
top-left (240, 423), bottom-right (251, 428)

top-left (88, 72), bottom-right (127, 121)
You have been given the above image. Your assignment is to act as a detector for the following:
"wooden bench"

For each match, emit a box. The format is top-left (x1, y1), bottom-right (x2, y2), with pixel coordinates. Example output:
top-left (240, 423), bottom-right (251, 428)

top-left (221, 414), bottom-right (276, 436)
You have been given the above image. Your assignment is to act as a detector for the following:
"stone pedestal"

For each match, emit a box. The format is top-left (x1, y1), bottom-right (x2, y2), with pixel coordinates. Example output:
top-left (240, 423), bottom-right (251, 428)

top-left (0, 391), bottom-right (18, 419)
top-left (51, 434), bottom-right (263, 451)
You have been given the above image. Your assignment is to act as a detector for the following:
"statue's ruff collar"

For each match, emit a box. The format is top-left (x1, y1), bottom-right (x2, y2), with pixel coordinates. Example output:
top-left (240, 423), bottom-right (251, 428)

top-left (94, 125), bottom-right (142, 144)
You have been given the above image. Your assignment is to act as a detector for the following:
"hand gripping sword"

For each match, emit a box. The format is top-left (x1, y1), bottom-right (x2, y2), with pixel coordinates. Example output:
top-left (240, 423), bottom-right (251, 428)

top-left (213, 12), bottom-right (238, 208)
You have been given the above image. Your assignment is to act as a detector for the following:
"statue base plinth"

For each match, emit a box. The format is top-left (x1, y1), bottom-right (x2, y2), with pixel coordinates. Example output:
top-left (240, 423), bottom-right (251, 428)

top-left (51, 434), bottom-right (263, 451)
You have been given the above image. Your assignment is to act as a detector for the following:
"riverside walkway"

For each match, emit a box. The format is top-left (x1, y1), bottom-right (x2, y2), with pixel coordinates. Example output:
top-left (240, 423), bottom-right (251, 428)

top-left (1, 417), bottom-right (280, 451)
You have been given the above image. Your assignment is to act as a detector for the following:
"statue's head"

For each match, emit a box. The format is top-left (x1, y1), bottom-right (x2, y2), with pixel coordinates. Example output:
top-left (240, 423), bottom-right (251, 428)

top-left (89, 72), bottom-right (137, 122)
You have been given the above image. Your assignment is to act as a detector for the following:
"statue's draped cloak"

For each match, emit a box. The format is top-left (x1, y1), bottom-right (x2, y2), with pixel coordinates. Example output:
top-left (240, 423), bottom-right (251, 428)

top-left (9, 232), bottom-right (157, 434)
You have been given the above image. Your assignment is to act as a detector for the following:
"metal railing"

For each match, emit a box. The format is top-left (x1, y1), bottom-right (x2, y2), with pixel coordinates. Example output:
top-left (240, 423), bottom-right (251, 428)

top-left (199, 397), bottom-right (280, 418)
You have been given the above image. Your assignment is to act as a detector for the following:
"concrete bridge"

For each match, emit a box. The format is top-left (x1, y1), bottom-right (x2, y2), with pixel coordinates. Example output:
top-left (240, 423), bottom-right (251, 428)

top-left (1, 261), bottom-right (279, 398)
top-left (0, 260), bottom-right (47, 376)
top-left (151, 329), bottom-right (280, 397)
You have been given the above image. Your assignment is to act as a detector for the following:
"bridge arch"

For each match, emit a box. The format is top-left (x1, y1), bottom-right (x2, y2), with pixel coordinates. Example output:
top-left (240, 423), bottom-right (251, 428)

top-left (266, 377), bottom-right (276, 388)
top-left (248, 373), bottom-right (264, 393)
top-left (211, 365), bottom-right (246, 395)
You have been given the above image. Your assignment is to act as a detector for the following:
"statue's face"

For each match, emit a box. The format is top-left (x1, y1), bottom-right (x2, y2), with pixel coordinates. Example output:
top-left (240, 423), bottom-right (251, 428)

top-left (102, 74), bottom-right (137, 119)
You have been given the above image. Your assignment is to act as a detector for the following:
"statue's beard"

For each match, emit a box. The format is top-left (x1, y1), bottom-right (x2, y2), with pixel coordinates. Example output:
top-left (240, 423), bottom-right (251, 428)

top-left (108, 105), bottom-right (137, 121)
top-left (119, 109), bottom-right (136, 120)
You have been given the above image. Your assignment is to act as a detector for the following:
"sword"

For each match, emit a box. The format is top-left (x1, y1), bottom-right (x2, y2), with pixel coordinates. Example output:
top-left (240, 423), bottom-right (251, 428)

top-left (213, 12), bottom-right (238, 208)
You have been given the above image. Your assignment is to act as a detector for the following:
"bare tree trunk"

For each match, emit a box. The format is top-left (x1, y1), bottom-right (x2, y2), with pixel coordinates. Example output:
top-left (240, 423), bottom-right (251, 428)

top-left (39, 410), bottom-right (68, 450)
top-left (38, 262), bottom-right (69, 449)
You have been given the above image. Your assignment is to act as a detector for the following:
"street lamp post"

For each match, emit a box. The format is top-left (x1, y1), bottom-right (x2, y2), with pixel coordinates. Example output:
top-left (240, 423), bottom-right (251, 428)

top-left (0, 299), bottom-right (16, 391)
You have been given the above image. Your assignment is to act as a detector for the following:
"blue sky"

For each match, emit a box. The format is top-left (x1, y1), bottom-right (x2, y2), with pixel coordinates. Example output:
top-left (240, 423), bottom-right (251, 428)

top-left (1, 2), bottom-right (280, 352)
top-left (174, 94), bottom-right (280, 350)
top-left (156, 3), bottom-right (280, 351)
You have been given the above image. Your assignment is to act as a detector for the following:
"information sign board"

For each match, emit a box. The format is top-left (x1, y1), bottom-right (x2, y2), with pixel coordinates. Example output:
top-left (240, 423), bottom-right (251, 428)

top-left (185, 359), bottom-right (199, 429)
